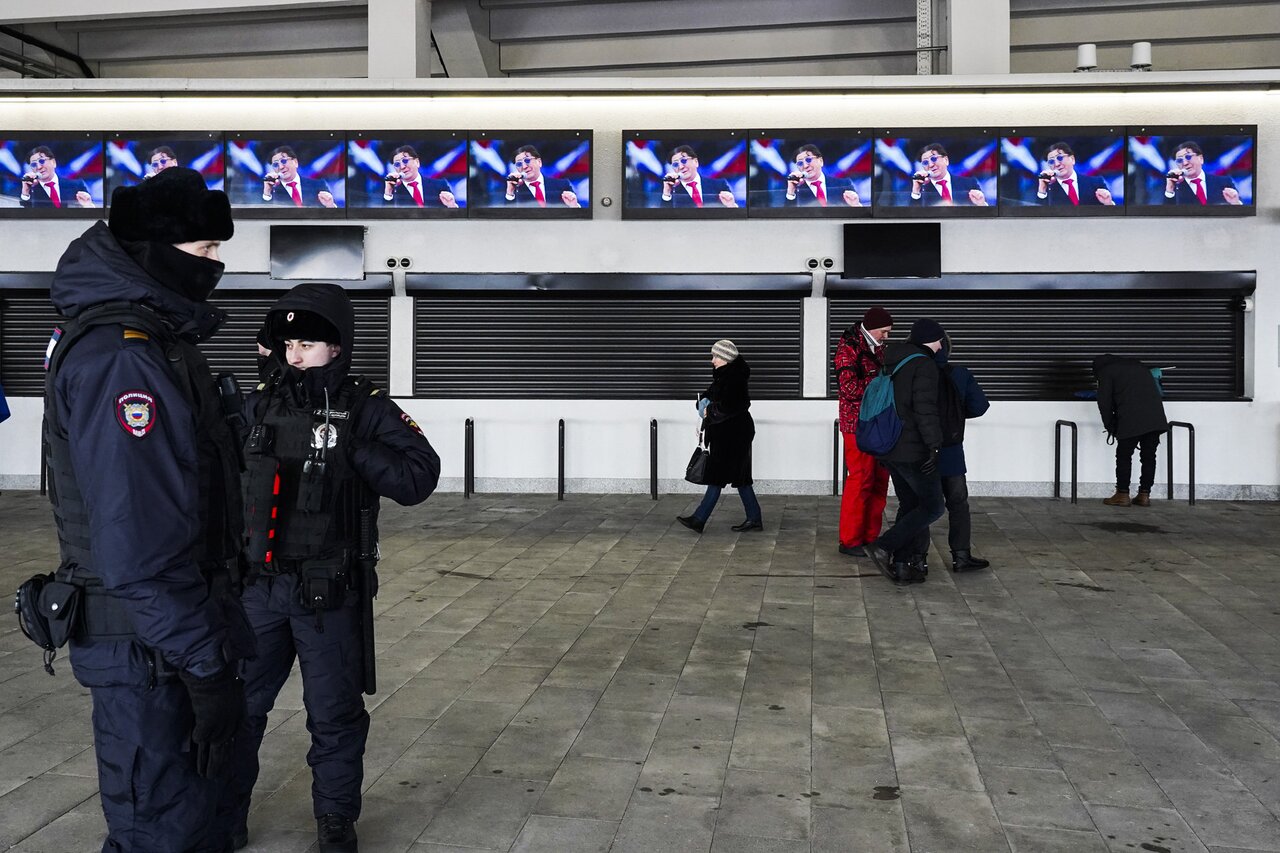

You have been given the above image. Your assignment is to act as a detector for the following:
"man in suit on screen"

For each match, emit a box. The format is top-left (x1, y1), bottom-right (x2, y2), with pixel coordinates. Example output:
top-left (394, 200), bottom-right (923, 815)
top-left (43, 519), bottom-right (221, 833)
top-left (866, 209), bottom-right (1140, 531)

top-left (20, 145), bottom-right (95, 208)
top-left (382, 145), bottom-right (457, 209)
top-left (1034, 142), bottom-right (1115, 206)
top-left (783, 144), bottom-right (861, 207)
top-left (660, 145), bottom-right (737, 208)
top-left (1162, 141), bottom-right (1242, 206)
top-left (503, 145), bottom-right (579, 208)
top-left (908, 143), bottom-right (987, 207)
top-left (261, 145), bottom-right (337, 208)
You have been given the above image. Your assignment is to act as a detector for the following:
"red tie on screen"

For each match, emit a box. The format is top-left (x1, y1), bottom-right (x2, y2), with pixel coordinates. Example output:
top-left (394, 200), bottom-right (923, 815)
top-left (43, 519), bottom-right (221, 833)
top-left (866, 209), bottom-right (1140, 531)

top-left (814, 181), bottom-right (827, 206)
top-left (937, 179), bottom-right (951, 202)
top-left (1064, 178), bottom-right (1079, 206)
top-left (689, 182), bottom-right (703, 207)
top-left (530, 180), bottom-right (545, 207)
top-left (45, 182), bottom-right (60, 208)
top-left (409, 181), bottom-right (424, 206)
top-left (1193, 178), bottom-right (1207, 205)
top-left (287, 181), bottom-right (303, 207)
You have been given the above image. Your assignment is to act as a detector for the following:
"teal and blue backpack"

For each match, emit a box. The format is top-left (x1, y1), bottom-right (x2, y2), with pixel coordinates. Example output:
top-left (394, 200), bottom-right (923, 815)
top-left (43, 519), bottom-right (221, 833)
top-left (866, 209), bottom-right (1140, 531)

top-left (855, 353), bottom-right (925, 456)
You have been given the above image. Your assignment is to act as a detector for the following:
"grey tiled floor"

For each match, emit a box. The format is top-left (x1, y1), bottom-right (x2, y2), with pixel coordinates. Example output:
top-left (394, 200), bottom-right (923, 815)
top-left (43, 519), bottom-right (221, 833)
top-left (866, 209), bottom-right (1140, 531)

top-left (2, 490), bottom-right (1280, 852)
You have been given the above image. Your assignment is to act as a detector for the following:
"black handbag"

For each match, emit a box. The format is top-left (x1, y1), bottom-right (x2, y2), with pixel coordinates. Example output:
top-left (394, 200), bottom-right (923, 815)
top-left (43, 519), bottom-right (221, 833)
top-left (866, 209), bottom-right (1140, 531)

top-left (684, 431), bottom-right (710, 485)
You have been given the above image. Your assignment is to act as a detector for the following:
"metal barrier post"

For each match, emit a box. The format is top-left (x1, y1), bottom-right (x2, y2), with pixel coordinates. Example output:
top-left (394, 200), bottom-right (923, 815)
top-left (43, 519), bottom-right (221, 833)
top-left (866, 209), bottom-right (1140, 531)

top-left (1054, 420), bottom-right (1078, 504)
top-left (1166, 421), bottom-right (1196, 506)
top-left (557, 418), bottom-right (565, 500)
top-left (650, 419), bottom-right (658, 500)
top-left (464, 418), bottom-right (474, 499)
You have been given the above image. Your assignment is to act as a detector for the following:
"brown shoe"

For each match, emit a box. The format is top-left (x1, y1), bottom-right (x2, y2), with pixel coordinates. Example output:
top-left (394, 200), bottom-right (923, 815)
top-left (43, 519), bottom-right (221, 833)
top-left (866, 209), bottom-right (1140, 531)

top-left (1102, 491), bottom-right (1131, 506)
top-left (1132, 491), bottom-right (1151, 507)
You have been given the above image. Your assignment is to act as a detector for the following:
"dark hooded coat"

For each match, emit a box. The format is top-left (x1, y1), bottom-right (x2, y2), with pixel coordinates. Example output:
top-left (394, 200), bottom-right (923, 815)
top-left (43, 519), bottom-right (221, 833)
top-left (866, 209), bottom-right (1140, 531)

top-left (1092, 354), bottom-right (1169, 440)
top-left (699, 356), bottom-right (754, 488)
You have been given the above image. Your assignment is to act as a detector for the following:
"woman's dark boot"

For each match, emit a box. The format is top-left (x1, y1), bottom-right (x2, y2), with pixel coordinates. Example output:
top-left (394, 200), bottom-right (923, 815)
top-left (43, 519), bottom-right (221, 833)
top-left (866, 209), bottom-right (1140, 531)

top-left (677, 515), bottom-right (705, 533)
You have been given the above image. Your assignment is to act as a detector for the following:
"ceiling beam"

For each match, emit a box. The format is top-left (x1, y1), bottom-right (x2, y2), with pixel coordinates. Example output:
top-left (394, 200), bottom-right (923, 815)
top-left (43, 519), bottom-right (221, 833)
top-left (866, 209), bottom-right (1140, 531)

top-left (1, 0), bottom-right (360, 25)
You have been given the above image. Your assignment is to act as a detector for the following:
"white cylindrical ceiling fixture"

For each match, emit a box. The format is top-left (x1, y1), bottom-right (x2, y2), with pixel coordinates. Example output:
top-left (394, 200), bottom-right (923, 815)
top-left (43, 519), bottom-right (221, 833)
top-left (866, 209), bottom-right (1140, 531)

top-left (1131, 41), bottom-right (1152, 69)
top-left (1076, 43), bottom-right (1097, 71)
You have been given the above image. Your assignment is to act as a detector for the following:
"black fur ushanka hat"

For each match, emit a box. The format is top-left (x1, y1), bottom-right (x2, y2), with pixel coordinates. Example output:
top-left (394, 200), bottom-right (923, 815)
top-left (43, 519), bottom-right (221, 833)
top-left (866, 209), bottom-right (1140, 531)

top-left (108, 167), bottom-right (233, 243)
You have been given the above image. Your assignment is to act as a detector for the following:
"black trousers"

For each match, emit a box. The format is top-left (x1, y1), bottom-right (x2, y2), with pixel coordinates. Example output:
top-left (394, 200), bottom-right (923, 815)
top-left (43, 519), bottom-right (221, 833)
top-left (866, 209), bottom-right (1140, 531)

top-left (878, 458), bottom-right (945, 563)
top-left (941, 474), bottom-right (971, 552)
top-left (1116, 430), bottom-right (1162, 493)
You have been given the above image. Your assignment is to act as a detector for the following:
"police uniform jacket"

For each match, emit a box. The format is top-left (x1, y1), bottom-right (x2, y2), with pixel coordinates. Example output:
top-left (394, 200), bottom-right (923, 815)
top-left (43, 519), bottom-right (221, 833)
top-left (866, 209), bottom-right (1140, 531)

top-left (48, 220), bottom-right (249, 680)
top-left (249, 283), bottom-right (440, 541)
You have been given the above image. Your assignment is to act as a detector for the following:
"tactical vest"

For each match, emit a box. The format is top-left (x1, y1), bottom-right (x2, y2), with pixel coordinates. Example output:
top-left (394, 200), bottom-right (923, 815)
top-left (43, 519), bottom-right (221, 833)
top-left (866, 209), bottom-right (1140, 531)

top-left (242, 372), bottom-right (376, 574)
top-left (44, 302), bottom-right (244, 578)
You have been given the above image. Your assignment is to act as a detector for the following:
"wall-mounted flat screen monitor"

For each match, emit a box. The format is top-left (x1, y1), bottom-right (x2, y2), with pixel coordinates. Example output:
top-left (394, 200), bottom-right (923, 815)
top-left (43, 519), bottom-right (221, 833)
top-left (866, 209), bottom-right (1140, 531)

top-left (1126, 125), bottom-right (1255, 215)
top-left (105, 132), bottom-right (224, 202)
top-left (998, 127), bottom-right (1125, 216)
top-left (872, 129), bottom-right (997, 217)
top-left (844, 222), bottom-right (941, 278)
top-left (226, 132), bottom-right (346, 217)
top-left (348, 131), bottom-right (467, 217)
top-left (0, 132), bottom-right (103, 217)
top-left (623, 131), bottom-right (747, 219)
top-left (747, 129), bottom-right (872, 218)
top-left (468, 131), bottom-right (591, 218)
top-left (269, 224), bottom-right (364, 280)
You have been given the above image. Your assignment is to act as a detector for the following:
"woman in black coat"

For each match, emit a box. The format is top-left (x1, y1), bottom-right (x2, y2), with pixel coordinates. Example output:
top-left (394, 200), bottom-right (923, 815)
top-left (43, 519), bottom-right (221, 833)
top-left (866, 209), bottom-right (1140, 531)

top-left (678, 340), bottom-right (763, 533)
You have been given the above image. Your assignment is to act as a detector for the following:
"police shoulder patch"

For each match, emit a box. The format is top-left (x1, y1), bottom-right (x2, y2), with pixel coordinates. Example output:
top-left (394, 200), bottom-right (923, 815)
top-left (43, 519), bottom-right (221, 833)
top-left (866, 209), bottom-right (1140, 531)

top-left (115, 390), bottom-right (158, 438)
top-left (399, 411), bottom-right (423, 435)
top-left (122, 327), bottom-right (150, 344)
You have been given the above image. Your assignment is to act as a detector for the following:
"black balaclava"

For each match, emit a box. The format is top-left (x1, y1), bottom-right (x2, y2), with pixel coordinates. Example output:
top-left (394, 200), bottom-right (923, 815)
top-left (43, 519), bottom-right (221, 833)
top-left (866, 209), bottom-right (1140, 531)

top-left (119, 239), bottom-right (225, 304)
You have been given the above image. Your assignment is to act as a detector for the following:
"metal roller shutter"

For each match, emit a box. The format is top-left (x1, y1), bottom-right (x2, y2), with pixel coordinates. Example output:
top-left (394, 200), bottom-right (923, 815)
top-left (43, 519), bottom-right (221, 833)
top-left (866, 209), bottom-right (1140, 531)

top-left (0, 293), bottom-right (390, 396)
top-left (414, 294), bottom-right (803, 399)
top-left (0, 296), bottom-right (60, 396)
top-left (829, 293), bottom-right (1244, 401)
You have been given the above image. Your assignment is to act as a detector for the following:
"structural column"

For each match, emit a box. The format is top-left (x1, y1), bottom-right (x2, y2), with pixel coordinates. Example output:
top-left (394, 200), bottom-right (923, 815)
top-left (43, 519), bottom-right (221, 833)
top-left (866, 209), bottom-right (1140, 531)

top-left (368, 0), bottom-right (432, 78)
top-left (947, 0), bottom-right (1011, 75)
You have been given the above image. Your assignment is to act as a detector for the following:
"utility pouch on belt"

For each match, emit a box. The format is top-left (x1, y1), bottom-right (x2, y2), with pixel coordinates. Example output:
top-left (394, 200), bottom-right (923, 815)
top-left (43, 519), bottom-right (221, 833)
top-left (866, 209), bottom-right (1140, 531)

top-left (299, 557), bottom-right (347, 613)
top-left (14, 572), bottom-right (83, 675)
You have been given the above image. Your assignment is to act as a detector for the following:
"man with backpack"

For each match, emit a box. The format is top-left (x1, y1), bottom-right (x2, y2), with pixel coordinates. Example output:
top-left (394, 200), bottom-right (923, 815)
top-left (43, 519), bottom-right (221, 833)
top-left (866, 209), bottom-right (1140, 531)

top-left (834, 306), bottom-right (893, 556)
top-left (863, 318), bottom-right (949, 585)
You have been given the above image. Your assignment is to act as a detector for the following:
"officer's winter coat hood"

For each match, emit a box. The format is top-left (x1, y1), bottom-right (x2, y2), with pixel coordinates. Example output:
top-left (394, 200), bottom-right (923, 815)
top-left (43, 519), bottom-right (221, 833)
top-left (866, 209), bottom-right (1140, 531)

top-left (264, 283), bottom-right (356, 394)
top-left (51, 221), bottom-right (225, 340)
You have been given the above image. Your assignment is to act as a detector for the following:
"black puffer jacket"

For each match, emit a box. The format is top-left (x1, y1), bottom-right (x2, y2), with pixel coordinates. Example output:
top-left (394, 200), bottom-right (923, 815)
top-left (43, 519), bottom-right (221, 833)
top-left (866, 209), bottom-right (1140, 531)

top-left (1093, 354), bottom-right (1169, 439)
top-left (881, 342), bottom-right (942, 463)
top-left (699, 357), bottom-right (754, 488)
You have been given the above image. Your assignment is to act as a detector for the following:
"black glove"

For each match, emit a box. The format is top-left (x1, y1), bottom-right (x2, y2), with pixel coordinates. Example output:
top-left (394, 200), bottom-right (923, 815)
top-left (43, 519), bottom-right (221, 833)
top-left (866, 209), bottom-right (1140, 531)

top-left (180, 666), bottom-right (246, 778)
top-left (920, 451), bottom-right (938, 477)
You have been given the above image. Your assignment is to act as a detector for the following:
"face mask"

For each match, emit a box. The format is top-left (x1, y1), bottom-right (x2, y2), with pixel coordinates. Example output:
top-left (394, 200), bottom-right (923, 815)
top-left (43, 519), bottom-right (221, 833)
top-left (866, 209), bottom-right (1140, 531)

top-left (121, 240), bottom-right (226, 303)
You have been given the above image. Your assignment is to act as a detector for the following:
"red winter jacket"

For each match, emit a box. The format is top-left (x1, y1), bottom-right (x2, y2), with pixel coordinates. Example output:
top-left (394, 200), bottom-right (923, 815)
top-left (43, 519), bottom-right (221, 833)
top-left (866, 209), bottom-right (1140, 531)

top-left (834, 325), bottom-right (885, 434)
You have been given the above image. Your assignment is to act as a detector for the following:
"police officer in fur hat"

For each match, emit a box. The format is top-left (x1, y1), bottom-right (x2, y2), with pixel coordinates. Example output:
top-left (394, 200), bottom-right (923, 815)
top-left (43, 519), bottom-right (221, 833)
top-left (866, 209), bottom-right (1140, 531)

top-left (222, 283), bottom-right (440, 852)
top-left (44, 167), bottom-right (253, 852)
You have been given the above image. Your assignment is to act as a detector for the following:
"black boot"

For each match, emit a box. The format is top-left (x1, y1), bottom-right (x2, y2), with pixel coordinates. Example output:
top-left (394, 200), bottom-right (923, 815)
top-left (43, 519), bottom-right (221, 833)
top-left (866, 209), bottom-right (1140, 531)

top-left (731, 518), bottom-right (763, 532)
top-left (951, 550), bottom-right (990, 573)
top-left (888, 560), bottom-right (916, 586)
top-left (916, 554), bottom-right (929, 578)
top-left (317, 814), bottom-right (358, 853)
top-left (866, 544), bottom-right (903, 585)
top-left (677, 515), bottom-right (705, 533)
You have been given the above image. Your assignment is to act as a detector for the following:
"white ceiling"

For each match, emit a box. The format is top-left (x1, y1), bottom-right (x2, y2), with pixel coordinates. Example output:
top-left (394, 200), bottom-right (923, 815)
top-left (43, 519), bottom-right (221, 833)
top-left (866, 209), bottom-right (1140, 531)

top-left (0, 0), bottom-right (1277, 79)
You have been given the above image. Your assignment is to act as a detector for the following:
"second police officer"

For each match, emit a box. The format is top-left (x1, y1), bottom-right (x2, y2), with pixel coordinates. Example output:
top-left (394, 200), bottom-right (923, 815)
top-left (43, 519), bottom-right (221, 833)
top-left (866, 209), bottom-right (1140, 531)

top-left (222, 283), bottom-right (440, 853)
